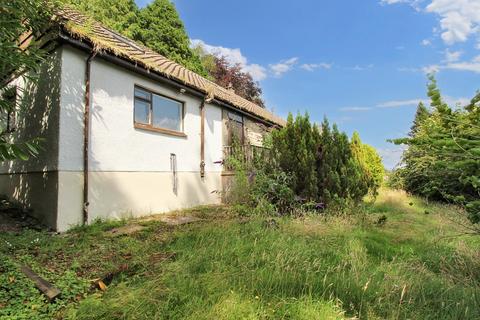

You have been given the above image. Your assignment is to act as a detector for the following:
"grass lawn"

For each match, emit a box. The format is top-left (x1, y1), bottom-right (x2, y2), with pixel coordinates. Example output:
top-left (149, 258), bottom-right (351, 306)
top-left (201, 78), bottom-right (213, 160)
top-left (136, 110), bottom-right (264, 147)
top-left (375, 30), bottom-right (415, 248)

top-left (1, 189), bottom-right (479, 319)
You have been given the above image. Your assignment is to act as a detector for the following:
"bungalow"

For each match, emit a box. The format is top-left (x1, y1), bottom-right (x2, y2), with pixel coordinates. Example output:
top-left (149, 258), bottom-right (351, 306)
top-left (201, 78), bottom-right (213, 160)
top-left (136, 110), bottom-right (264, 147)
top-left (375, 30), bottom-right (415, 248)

top-left (0, 8), bottom-right (285, 231)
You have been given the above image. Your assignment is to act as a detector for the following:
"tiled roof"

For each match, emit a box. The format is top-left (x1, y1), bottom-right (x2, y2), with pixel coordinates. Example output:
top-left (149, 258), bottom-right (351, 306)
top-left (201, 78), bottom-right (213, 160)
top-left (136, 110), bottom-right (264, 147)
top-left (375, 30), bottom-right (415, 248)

top-left (55, 8), bottom-right (286, 126)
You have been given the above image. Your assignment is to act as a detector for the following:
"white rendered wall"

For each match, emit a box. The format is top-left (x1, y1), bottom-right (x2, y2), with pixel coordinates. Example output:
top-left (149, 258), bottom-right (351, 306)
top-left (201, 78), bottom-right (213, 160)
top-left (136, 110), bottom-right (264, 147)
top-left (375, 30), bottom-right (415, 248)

top-left (88, 57), bottom-right (223, 172)
top-left (55, 46), bottom-right (223, 230)
top-left (0, 50), bottom-right (62, 229)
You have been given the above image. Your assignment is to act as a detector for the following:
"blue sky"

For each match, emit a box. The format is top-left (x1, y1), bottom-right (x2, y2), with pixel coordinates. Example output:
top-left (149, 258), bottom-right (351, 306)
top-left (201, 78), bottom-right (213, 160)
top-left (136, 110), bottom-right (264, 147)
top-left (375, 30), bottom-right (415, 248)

top-left (136, 0), bottom-right (480, 169)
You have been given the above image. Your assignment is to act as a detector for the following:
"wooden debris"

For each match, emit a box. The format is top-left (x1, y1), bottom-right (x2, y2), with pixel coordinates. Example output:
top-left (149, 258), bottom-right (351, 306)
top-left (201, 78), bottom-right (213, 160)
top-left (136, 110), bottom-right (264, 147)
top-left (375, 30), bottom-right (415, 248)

top-left (96, 280), bottom-right (107, 291)
top-left (20, 265), bottom-right (61, 301)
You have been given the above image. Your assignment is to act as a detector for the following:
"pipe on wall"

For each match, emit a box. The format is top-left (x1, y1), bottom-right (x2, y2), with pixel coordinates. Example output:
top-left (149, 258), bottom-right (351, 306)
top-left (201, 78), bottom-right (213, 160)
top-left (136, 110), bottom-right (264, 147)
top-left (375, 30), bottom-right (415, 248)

top-left (57, 34), bottom-right (281, 128)
top-left (199, 100), bottom-right (206, 178)
top-left (83, 51), bottom-right (96, 225)
top-left (200, 95), bottom-right (214, 178)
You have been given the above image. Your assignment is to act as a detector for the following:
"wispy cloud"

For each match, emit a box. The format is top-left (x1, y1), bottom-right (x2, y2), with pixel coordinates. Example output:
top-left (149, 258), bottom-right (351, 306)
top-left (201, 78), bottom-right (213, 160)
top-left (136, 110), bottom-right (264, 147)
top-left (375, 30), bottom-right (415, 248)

top-left (340, 95), bottom-right (469, 114)
top-left (423, 55), bottom-right (480, 74)
top-left (191, 40), bottom-right (331, 79)
top-left (444, 95), bottom-right (471, 106)
top-left (377, 99), bottom-right (427, 108)
top-left (351, 64), bottom-right (374, 71)
top-left (379, 0), bottom-right (422, 10)
top-left (377, 146), bottom-right (407, 170)
top-left (443, 49), bottom-right (463, 63)
top-left (300, 63), bottom-right (332, 71)
top-left (242, 64), bottom-right (268, 81)
top-left (377, 96), bottom-right (469, 108)
top-left (443, 60), bottom-right (480, 73)
top-left (269, 57), bottom-right (299, 77)
top-left (421, 39), bottom-right (432, 46)
top-left (380, 0), bottom-right (411, 5)
top-left (191, 39), bottom-right (267, 81)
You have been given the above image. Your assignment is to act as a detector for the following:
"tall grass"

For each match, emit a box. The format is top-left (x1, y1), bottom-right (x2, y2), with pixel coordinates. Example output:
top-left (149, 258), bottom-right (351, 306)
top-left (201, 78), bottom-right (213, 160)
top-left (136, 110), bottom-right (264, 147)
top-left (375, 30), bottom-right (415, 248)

top-left (68, 191), bottom-right (480, 319)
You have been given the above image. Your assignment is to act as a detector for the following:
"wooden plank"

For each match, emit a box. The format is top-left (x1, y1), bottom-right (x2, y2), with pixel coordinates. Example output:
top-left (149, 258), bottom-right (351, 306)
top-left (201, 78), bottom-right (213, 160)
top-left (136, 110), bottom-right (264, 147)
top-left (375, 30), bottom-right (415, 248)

top-left (20, 265), bottom-right (61, 301)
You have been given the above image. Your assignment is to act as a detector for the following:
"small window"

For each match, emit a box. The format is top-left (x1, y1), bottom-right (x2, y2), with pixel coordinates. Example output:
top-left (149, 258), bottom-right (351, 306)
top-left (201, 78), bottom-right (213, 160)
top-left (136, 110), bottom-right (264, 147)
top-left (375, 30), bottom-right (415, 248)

top-left (1, 86), bottom-right (17, 133)
top-left (227, 111), bottom-right (244, 145)
top-left (228, 112), bottom-right (243, 124)
top-left (134, 86), bottom-right (184, 136)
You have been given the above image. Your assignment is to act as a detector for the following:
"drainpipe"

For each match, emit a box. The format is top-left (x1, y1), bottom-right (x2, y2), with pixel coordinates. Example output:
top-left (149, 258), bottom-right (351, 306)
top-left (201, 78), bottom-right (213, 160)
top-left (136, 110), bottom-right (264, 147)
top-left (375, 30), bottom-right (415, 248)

top-left (83, 52), bottom-right (96, 225)
top-left (200, 95), bottom-right (213, 178)
top-left (199, 100), bottom-right (205, 178)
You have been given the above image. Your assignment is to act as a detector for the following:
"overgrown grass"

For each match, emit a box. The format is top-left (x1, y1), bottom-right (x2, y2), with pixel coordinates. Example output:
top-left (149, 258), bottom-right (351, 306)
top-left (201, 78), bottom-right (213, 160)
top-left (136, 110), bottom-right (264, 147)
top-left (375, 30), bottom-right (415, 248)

top-left (1, 190), bottom-right (479, 319)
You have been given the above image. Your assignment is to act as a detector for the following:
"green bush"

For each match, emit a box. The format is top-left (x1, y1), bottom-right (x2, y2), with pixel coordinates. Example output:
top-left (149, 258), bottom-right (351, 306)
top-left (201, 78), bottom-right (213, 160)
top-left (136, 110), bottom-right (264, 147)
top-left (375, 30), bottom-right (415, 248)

top-left (225, 113), bottom-right (385, 216)
top-left (391, 76), bottom-right (480, 224)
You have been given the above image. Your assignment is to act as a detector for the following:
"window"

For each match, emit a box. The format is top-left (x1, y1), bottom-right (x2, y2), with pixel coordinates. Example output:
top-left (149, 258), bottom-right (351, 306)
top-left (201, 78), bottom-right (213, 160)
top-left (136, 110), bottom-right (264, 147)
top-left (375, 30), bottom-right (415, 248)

top-left (227, 111), bottom-right (244, 145)
top-left (134, 86), bottom-right (184, 136)
top-left (1, 86), bottom-right (17, 133)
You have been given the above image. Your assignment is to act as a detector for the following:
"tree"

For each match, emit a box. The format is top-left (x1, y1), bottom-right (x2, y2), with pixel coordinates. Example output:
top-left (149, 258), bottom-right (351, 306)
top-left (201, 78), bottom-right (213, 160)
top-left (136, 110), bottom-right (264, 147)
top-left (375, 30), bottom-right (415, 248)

top-left (137, 0), bottom-right (208, 77)
top-left (0, 0), bottom-right (51, 161)
top-left (64, 0), bottom-right (208, 77)
top-left (270, 113), bottom-right (319, 199)
top-left (208, 55), bottom-right (265, 107)
top-left (250, 113), bottom-right (381, 211)
top-left (362, 144), bottom-right (385, 196)
top-left (62, 0), bottom-right (140, 39)
top-left (392, 76), bottom-right (480, 224)
top-left (410, 102), bottom-right (430, 137)
top-left (318, 122), bottom-right (365, 205)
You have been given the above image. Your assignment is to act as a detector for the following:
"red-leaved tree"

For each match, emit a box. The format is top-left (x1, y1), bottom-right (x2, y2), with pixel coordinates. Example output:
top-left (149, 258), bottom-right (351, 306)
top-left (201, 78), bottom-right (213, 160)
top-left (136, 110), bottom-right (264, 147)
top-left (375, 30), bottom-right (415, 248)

top-left (209, 56), bottom-right (265, 108)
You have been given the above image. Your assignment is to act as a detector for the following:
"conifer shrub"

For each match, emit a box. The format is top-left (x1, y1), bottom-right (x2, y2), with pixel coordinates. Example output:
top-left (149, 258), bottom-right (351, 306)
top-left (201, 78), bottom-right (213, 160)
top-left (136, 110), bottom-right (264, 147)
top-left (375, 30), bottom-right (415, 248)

top-left (225, 113), bottom-right (384, 215)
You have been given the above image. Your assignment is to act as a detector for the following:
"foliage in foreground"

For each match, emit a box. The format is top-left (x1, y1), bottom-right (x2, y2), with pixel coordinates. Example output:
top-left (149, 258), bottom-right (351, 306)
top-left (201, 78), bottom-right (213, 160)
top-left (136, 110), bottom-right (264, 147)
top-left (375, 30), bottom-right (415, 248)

top-left (0, 0), bottom-right (50, 162)
top-left (391, 76), bottom-right (480, 224)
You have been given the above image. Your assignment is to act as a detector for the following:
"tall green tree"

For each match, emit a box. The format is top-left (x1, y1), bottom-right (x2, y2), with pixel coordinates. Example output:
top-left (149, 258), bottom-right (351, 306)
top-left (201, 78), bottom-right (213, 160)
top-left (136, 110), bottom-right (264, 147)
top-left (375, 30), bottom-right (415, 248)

top-left (316, 120), bottom-right (373, 205)
top-left (410, 102), bottom-right (430, 137)
top-left (362, 144), bottom-right (385, 196)
top-left (64, 0), bottom-right (208, 77)
top-left (137, 0), bottom-right (208, 76)
top-left (62, 0), bottom-right (140, 38)
top-left (350, 132), bottom-right (384, 198)
top-left (392, 76), bottom-right (480, 224)
top-left (270, 113), bottom-right (319, 200)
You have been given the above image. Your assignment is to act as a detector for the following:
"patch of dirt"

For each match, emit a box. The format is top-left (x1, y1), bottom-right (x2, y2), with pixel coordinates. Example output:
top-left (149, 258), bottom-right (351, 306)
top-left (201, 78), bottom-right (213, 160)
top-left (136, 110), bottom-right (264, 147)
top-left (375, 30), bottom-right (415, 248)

top-left (149, 252), bottom-right (176, 265)
top-left (0, 199), bottom-right (43, 233)
top-left (107, 224), bottom-right (145, 236)
top-left (142, 214), bottom-right (202, 226)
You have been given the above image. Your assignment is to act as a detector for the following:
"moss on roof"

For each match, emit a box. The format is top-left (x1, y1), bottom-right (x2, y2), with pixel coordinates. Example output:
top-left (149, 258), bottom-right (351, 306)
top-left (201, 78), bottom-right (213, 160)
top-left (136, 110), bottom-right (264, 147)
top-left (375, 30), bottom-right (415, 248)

top-left (55, 8), bottom-right (285, 126)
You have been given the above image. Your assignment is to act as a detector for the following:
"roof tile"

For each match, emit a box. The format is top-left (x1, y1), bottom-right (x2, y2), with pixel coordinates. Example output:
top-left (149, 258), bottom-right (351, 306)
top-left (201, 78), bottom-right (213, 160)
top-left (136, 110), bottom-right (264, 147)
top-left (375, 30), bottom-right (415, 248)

top-left (56, 7), bottom-right (285, 126)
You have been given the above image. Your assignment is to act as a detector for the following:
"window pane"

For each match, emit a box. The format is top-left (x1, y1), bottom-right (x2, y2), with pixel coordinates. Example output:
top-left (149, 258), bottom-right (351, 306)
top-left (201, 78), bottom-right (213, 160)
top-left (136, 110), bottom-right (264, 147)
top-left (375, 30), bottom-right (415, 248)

top-left (1, 86), bottom-right (17, 132)
top-left (134, 99), bottom-right (150, 124)
top-left (229, 121), bottom-right (244, 145)
top-left (135, 88), bottom-right (151, 101)
top-left (228, 112), bottom-right (243, 123)
top-left (152, 95), bottom-right (182, 131)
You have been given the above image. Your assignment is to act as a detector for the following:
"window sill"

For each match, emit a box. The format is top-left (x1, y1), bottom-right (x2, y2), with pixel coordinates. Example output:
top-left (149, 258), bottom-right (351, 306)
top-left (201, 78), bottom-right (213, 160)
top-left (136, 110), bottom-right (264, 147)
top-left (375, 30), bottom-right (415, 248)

top-left (134, 123), bottom-right (187, 138)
